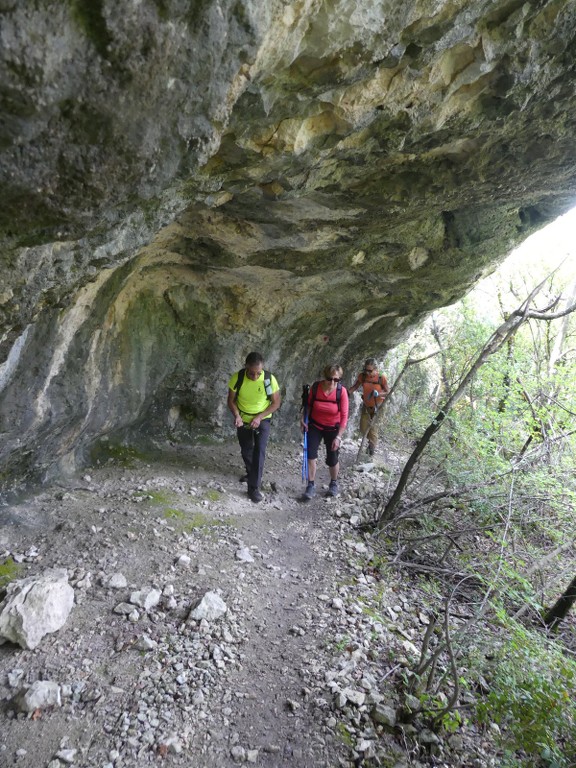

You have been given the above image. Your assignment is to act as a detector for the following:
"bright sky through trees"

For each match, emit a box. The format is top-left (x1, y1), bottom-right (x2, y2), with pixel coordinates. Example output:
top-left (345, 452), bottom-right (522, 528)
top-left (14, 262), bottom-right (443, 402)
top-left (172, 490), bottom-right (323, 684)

top-left (470, 206), bottom-right (576, 316)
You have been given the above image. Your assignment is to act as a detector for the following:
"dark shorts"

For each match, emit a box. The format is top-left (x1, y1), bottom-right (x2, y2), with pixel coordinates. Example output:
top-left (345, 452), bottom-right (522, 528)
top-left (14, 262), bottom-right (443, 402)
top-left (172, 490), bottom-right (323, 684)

top-left (306, 422), bottom-right (340, 467)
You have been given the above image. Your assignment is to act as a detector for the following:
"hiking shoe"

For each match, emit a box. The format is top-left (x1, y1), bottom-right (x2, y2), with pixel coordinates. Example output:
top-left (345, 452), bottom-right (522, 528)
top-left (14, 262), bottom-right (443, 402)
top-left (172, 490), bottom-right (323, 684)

top-left (327, 480), bottom-right (339, 497)
top-left (249, 489), bottom-right (263, 503)
top-left (368, 445), bottom-right (375, 456)
top-left (303, 482), bottom-right (316, 501)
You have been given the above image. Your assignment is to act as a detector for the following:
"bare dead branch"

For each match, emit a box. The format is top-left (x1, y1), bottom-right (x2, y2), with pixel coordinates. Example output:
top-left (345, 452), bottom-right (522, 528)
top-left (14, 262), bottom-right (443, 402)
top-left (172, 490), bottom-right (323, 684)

top-left (526, 302), bottom-right (576, 321)
top-left (375, 270), bottom-right (576, 529)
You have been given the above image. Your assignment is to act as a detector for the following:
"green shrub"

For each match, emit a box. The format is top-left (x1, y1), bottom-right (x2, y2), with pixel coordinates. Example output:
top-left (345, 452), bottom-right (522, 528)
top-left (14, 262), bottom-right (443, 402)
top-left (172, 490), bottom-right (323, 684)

top-left (0, 557), bottom-right (23, 590)
top-left (476, 621), bottom-right (576, 766)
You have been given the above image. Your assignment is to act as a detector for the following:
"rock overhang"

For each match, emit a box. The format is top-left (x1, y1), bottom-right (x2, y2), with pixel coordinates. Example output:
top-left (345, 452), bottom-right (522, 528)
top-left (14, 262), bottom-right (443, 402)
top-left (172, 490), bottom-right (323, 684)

top-left (1, 0), bottom-right (576, 491)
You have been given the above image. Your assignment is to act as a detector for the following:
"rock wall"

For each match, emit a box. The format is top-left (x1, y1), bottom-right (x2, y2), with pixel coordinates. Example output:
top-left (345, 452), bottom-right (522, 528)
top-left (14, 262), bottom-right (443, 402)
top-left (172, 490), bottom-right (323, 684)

top-left (1, 0), bottom-right (576, 492)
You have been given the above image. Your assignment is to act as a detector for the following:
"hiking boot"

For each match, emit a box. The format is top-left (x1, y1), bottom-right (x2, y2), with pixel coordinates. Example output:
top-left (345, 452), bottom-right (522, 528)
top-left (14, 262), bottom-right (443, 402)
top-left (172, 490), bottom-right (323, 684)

top-left (327, 479), bottom-right (339, 497)
top-left (368, 445), bottom-right (375, 456)
top-left (239, 474), bottom-right (248, 483)
top-left (303, 482), bottom-right (316, 501)
top-left (249, 488), bottom-right (263, 503)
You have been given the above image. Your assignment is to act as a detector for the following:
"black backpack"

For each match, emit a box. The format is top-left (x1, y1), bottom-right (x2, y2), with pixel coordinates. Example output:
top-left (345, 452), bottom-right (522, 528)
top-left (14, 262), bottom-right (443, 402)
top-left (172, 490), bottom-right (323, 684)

top-left (234, 368), bottom-right (274, 402)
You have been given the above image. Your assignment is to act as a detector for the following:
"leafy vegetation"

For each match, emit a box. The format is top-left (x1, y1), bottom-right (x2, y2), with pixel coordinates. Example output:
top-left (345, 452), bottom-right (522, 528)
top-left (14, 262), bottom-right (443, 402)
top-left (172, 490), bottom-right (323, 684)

top-left (91, 441), bottom-right (149, 468)
top-left (477, 619), bottom-right (576, 766)
top-left (0, 557), bottom-right (23, 590)
top-left (372, 255), bottom-right (576, 765)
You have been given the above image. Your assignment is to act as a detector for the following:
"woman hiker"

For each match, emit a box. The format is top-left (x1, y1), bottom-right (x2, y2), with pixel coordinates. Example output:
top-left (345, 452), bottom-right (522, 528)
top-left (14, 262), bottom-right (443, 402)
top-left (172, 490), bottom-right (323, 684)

top-left (348, 357), bottom-right (389, 456)
top-left (301, 363), bottom-right (349, 500)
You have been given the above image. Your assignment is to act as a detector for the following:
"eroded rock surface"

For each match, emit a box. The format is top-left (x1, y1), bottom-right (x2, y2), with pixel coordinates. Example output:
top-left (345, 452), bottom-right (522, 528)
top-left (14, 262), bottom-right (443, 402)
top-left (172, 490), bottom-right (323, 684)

top-left (1, 1), bottom-right (575, 489)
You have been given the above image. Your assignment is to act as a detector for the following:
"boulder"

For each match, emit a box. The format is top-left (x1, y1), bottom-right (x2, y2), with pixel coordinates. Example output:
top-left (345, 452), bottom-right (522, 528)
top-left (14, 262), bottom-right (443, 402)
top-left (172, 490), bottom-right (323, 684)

top-left (0, 569), bottom-right (74, 649)
top-left (14, 680), bottom-right (62, 713)
top-left (188, 591), bottom-right (227, 622)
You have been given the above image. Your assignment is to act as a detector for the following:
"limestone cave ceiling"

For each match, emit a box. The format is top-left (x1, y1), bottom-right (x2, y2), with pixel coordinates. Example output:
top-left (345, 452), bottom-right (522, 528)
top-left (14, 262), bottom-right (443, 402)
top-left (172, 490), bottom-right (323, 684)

top-left (1, 0), bottom-right (576, 489)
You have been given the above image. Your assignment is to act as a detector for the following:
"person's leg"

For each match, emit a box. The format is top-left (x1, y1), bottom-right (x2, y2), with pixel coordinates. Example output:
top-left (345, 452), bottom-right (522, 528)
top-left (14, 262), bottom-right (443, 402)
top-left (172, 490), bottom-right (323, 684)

top-left (324, 428), bottom-right (340, 495)
top-left (307, 458), bottom-right (318, 481)
top-left (304, 425), bottom-right (321, 499)
top-left (359, 407), bottom-right (370, 439)
top-left (368, 418), bottom-right (379, 454)
top-left (250, 419), bottom-right (271, 491)
top-left (360, 407), bottom-right (376, 454)
top-left (237, 425), bottom-right (254, 476)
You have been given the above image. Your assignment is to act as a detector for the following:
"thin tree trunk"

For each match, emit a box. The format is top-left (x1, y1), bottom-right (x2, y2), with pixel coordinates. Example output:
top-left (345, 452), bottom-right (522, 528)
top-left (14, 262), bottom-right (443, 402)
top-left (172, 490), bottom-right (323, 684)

top-left (375, 275), bottom-right (576, 530)
top-left (497, 336), bottom-right (514, 413)
top-left (431, 317), bottom-right (452, 402)
top-left (543, 574), bottom-right (576, 629)
top-left (548, 277), bottom-right (576, 377)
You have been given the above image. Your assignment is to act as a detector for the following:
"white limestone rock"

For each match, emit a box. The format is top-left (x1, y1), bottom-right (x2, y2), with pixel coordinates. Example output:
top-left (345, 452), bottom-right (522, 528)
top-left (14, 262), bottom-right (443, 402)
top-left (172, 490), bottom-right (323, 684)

top-left (14, 680), bottom-right (61, 712)
top-left (188, 591), bottom-right (227, 621)
top-left (106, 573), bottom-right (128, 589)
top-left (235, 547), bottom-right (255, 563)
top-left (135, 633), bottom-right (158, 651)
top-left (0, 569), bottom-right (74, 649)
top-left (343, 688), bottom-right (366, 707)
top-left (130, 588), bottom-right (162, 610)
top-left (371, 703), bottom-right (397, 727)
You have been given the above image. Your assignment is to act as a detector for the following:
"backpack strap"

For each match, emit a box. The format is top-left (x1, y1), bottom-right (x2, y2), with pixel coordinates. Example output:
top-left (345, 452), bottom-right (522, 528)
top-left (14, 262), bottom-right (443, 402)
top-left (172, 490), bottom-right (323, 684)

top-left (301, 384), bottom-right (310, 412)
top-left (262, 370), bottom-right (273, 401)
top-left (309, 381), bottom-right (341, 411)
top-left (233, 368), bottom-right (245, 400)
top-left (234, 368), bottom-right (273, 402)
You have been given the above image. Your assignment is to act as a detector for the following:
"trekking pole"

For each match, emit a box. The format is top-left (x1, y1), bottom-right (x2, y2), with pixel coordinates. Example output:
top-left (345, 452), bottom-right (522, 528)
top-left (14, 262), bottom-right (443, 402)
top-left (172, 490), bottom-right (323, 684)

top-left (302, 423), bottom-right (309, 483)
top-left (301, 385), bottom-right (310, 483)
top-left (355, 390), bottom-right (381, 464)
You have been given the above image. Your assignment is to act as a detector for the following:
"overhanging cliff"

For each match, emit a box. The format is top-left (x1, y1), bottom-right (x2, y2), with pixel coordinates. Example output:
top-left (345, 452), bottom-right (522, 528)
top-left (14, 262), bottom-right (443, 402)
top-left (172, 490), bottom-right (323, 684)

top-left (1, 0), bottom-right (576, 490)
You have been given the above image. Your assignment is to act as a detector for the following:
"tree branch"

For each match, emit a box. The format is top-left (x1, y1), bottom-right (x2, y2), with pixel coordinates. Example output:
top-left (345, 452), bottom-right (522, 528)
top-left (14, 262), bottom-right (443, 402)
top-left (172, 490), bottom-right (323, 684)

top-left (375, 271), bottom-right (576, 529)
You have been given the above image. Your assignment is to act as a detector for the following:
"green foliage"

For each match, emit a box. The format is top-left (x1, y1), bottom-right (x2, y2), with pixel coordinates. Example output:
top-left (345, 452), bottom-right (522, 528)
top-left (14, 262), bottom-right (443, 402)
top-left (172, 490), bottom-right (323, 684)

top-left (334, 635), bottom-right (351, 651)
top-left (382, 267), bottom-right (576, 766)
top-left (159, 500), bottom-right (230, 532)
top-left (476, 621), bottom-right (576, 766)
top-left (134, 489), bottom-right (174, 505)
top-left (69, 0), bottom-right (113, 60)
top-left (336, 721), bottom-right (354, 747)
top-left (0, 557), bottom-right (23, 590)
top-left (91, 442), bottom-right (148, 468)
top-left (163, 507), bottom-right (185, 519)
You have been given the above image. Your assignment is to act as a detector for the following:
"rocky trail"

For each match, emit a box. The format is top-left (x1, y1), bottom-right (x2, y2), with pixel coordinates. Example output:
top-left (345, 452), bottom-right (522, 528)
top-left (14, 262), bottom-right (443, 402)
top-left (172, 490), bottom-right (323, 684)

top-left (0, 437), bottom-right (498, 768)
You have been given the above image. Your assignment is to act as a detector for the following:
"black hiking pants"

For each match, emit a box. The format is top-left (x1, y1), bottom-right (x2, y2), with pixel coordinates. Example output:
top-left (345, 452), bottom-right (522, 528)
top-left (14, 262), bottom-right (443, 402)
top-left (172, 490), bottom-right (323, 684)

top-left (237, 418), bottom-right (271, 492)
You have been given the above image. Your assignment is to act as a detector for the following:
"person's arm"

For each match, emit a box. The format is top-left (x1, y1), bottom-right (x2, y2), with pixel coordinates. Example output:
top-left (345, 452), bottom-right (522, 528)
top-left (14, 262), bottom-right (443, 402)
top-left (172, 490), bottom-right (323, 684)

top-left (252, 391), bottom-right (281, 425)
top-left (348, 374), bottom-right (361, 394)
top-left (248, 382), bottom-right (282, 428)
top-left (379, 374), bottom-right (390, 397)
top-left (227, 389), bottom-right (244, 428)
top-left (332, 388), bottom-right (349, 450)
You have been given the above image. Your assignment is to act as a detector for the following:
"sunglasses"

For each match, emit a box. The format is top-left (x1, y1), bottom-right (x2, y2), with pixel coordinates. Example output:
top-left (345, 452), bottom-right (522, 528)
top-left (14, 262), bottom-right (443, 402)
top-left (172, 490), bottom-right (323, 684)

top-left (364, 368), bottom-right (375, 373)
top-left (326, 377), bottom-right (341, 382)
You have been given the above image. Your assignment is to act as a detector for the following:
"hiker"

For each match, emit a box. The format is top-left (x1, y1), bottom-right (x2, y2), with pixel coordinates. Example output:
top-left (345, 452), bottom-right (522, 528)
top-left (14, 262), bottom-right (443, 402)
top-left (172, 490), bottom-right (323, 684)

top-left (301, 364), bottom-right (349, 500)
top-left (227, 352), bottom-right (281, 503)
top-left (348, 357), bottom-right (389, 456)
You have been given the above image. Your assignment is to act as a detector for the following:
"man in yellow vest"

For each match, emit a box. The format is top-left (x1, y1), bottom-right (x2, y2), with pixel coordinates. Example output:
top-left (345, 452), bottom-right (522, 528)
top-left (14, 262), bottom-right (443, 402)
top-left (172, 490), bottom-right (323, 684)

top-left (227, 352), bottom-right (281, 503)
top-left (348, 358), bottom-right (389, 456)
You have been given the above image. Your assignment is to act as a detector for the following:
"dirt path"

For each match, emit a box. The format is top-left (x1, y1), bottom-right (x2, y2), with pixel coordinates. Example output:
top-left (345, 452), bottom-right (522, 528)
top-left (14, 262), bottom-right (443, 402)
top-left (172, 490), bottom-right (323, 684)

top-left (0, 438), bottom-right (369, 768)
